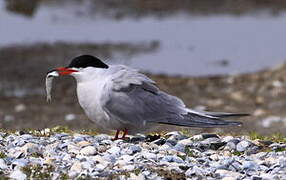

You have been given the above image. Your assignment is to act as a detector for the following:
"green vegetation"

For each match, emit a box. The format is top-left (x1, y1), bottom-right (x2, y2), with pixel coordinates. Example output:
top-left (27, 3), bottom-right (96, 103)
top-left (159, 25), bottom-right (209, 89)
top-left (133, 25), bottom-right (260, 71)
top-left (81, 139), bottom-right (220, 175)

top-left (0, 152), bottom-right (6, 159)
top-left (0, 176), bottom-right (9, 180)
top-left (21, 164), bottom-right (55, 179)
top-left (232, 151), bottom-right (243, 156)
top-left (59, 173), bottom-right (69, 180)
top-left (248, 131), bottom-right (286, 143)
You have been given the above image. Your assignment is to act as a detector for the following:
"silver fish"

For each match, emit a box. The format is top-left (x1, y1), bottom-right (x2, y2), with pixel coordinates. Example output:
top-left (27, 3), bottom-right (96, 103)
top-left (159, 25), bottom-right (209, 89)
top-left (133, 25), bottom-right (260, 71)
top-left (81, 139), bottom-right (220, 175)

top-left (46, 71), bottom-right (59, 102)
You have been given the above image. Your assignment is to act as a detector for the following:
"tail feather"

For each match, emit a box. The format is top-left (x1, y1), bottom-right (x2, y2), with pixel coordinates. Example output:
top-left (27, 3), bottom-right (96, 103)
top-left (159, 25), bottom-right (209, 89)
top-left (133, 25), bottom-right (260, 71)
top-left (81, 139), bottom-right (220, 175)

top-left (154, 112), bottom-right (243, 128)
top-left (203, 111), bottom-right (250, 118)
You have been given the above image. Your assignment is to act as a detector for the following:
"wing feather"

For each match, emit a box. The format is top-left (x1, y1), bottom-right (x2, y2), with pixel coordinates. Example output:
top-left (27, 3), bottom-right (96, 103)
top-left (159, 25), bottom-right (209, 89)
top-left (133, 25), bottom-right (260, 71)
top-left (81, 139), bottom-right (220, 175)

top-left (102, 66), bottom-right (243, 128)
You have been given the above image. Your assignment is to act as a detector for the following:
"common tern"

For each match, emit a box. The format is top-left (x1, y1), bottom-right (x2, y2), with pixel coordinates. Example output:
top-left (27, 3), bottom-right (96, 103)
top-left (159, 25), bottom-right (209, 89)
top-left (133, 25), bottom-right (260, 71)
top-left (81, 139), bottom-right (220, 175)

top-left (46, 55), bottom-right (248, 139)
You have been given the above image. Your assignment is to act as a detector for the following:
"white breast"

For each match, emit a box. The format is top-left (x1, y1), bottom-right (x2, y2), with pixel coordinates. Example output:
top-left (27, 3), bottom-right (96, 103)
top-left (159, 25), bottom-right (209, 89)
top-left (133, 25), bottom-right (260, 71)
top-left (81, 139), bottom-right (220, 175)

top-left (76, 79), bottom-right (110, 128)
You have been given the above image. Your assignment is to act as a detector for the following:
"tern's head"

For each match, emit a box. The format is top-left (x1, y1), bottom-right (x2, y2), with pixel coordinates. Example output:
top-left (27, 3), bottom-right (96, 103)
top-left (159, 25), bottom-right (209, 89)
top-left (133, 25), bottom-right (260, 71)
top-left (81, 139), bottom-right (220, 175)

top-left (48, 55), bottom-right (109, 79)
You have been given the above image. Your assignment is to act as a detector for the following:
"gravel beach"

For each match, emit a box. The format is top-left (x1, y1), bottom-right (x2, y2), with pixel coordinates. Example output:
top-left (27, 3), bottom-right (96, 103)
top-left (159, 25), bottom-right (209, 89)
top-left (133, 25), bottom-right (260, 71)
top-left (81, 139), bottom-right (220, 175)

top-left (0, 130), bottom-right (285, 179)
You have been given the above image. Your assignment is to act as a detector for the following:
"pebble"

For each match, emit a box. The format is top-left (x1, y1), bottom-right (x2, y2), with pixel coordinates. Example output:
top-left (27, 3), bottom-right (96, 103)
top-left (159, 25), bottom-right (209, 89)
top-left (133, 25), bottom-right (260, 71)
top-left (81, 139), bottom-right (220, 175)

top-left (0, 131), bottom-right (284, 179)
top-left (126, 145), bottom-right (142, 155)
top-left (80, 146), bottom-right (97, 156)
top-left (0, 159), bottom-right (7, 169)
top-left (10, 169), bottom-right (27, 180)
top-left (236, 140), bottom-right (253, 152)
top-left (107, 146), bottom-right (121, 156)
top-left (14, 104), bottom-right (26, 112)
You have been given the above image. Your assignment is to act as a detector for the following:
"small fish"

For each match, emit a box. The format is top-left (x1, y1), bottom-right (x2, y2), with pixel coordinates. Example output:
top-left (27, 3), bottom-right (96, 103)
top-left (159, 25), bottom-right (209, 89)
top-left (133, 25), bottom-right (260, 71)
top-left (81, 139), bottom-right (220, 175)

top-left (46, 70), bottom-right (59, 103)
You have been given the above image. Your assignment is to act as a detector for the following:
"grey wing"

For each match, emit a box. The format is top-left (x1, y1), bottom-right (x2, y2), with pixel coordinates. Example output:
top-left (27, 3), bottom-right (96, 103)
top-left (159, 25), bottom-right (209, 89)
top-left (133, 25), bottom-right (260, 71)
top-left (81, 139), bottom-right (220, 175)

top-left (103, 82), bottom-right (180, 126)
top-left (103, 67), bottom-right (242, 128)
top-left (103, 88), bottom-right (242, 128)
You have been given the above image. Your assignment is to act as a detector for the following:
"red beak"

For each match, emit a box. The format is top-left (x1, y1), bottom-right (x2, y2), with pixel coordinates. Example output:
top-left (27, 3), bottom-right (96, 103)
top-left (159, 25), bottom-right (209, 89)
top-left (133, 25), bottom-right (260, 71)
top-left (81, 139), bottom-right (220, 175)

top-left (56, 67), bottom-right (78, 75)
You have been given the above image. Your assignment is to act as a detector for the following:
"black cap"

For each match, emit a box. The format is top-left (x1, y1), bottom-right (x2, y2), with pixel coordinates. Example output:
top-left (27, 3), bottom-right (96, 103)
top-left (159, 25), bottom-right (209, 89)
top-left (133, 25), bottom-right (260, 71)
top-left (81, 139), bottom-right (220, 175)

top-left (67, 55), bottom-right (109, 69)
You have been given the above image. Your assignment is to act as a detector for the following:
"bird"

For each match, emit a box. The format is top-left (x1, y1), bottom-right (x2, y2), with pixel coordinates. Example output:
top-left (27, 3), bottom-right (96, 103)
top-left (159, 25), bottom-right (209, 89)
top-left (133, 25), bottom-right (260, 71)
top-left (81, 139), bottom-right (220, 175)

top-left (47, 55), bottom-right (249, 140)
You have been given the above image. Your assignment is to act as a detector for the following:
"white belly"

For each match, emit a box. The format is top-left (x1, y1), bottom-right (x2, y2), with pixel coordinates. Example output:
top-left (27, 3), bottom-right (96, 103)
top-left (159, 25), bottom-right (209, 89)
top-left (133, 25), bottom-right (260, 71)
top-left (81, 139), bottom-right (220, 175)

top-left (76, 81), bottom-right (125, 131)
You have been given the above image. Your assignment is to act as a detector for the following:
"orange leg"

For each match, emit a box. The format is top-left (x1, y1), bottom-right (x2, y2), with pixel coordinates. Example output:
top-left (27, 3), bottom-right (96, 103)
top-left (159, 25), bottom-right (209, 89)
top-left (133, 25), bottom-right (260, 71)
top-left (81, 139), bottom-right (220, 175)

top-left (113, 130), bottom-right (120, 140)
top-left (122, 128), bottom-right (128, 139)
top-left (112, 129), bottom-right (129, 140)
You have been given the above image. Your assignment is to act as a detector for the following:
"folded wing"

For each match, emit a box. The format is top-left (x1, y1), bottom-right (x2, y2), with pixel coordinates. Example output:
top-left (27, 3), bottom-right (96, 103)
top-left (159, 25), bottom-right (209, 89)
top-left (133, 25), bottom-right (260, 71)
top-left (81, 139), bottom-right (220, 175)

top-left (102, 66), bottom-right (244, 128)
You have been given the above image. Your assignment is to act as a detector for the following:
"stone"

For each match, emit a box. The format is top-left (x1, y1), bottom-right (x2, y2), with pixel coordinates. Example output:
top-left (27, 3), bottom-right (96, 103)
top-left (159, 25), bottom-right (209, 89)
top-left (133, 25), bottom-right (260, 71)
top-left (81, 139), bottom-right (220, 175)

top-left (21, 143), bottom-right (40, 154)
top-left (65, 114), bottom-right (76, 121)
top-left (242, 161), bottom-right (257, 170)
top-left (126, 145), bottom-right (142, 155)
top-left (122, 165), bottom-right (135, 171)
top-left (161, 155), bottom-right (184, 164)
top-left (14, 104), bottom-right (26, 112)
top-left (165, 131), bottom-right (186, 141)
top-left (215, 169), bottom-right (241, 178)
top-left (144, 152), bottom-right (157, 160)
top-left (151, 138), bottom-right (166, 145)
top-left (177, 138), bottom-right (193, 146)
top-left (201, 134), bottom-right (220, 139)
top-left (226, 138), bottom-right (240, 150)
top-left (222, 177), bottom-right (237, 180)
top-left (107, 146), bottom-right (121, 157)
top-left (236, 140), bottom-right (252, 152)
top-left (70, 161), bottom-right (83, 174)
top-left (80, 146), bottom-right (97, 156)
top-left (10, 169), bottom-right (27, 180)
top-left (77, 141), bottom-right (91, 147)
top-left (0, 159), bottom-right (7, 169)
top-left (185, 166), bottom-right (205, 177)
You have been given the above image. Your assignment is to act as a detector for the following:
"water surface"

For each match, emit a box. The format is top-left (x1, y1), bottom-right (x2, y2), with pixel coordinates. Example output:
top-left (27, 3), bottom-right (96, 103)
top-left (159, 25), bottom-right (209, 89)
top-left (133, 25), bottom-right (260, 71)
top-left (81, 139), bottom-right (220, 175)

top-left (1, 1), bottom-right (286, 76)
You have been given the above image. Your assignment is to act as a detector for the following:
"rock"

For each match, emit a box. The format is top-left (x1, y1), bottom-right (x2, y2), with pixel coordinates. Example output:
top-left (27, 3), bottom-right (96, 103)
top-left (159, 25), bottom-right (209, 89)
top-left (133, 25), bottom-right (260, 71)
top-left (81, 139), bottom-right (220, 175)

top-left (177, 138), bottom-right (193, 146)
top-left (173, 143), bottom-right (185, 152)
top-left (222, 136), bottom-right (234, 143)
top-left (0, 159), bottom-right (7, 169)
top-left (68, 143), bottom-right (80, 154)
top-left (261, 116), bottom-right (282, 128)
top-left (10, 169), bottom-right (27, 180)
top-left (130, 134), bottom-right (145, 143)
top-left (0, 131), bottom-right (286, 179)
top-left (222, 177), bottom-right (236, 180)
top-left (80, 146), bottom-right (97, 156)
top-left (21, 143), bottom-right (40, 154)
top-left (70, 161), bottom-right (82, 174)
top-left (77, 141), bottom-right (91, 147)
top-left (215, 169), bottom-right (241, 178)
top-left (144, 152), bottom-right (157, 160)
top-left (191, 134), bottom-right (204, 141)
top-left (126, 145), bottom-right (142, 155)
top-left (236, 140), bottom-right (252, 152)
top-left (151, 138), bottom-right (166, 145)
top-left (94, 134), bottom-right (110, 142)
top-left (226, 138), bottom-right (240, 150)
top-left (122, 165), bottom-right (135, 171)
top-left (185, 166), bottom-right (206, 177)
top-left (96, 145), bottom-right (107, 153)
top-left (107, 146), bottom-right (121, 157)
top-left (202, 134), bottom-right (220, 139)
top-left (65, 114), bottom-right (76, 121)
top-left (8, 149), bottom-right (24, 159)
top-left (242, 161), bottom-right (258, 170)
top-left (12, 159), bottom-right (29, 169)
top-left (4, 115), bottom-right (15, 122)
top-left (145, 134), bottom-right (161, 142)
top-left (130, 173), bottom-right (145, 180)
top-left (161, 155), bottom-right (184, 163)
top-left (200, 137), bottom-right (226, 150)
top-left (210, 154), bottom-right (220, 161)
top-left (14, 104), bottom-right (26, 112)
top-left (165, 131), bottom-right (186, 141)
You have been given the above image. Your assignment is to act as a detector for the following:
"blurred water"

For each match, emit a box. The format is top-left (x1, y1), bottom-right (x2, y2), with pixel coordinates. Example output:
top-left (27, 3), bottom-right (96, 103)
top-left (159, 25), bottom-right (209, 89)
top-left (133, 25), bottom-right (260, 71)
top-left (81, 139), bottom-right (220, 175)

top-left (1, 1), bottom-right (286, 76)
